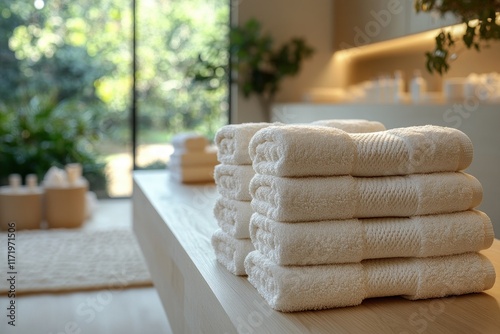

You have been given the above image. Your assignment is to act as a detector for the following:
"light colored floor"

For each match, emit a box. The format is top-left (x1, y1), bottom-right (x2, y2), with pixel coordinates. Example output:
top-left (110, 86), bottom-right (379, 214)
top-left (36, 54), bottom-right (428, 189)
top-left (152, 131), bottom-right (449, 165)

top-left (1, 199), bottom-right (173, 334)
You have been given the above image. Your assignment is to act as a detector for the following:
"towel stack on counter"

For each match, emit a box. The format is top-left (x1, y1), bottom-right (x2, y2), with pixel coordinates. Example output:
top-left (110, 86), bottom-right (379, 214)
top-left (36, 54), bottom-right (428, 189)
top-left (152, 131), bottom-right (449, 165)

top-left (211, 123), bottom-right (274, 275)
top-left (210, 120), bottom-right (386, 276)
top-left (245, 124), bottom-right (496, 312)
top-left (169, 133), bottom-right (218, 183)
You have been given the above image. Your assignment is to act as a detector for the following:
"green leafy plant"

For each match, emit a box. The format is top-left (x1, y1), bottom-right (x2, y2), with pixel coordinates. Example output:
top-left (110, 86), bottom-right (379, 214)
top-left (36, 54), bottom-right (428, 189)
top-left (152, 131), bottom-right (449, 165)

top-left (415, 0), bottom-right (500, 75)
top-left (190, 18), bottom-right (314, 119)
top-left (0, 94), bottom-right (108, 196)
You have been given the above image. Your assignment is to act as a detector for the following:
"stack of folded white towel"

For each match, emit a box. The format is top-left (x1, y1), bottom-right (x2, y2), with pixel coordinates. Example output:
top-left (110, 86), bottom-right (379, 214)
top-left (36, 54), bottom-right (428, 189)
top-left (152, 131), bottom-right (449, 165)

top-left (169, 133), bottom-right (218, 183)
top-left (245, 124), bottom-right (496, 312)
top-left (210, 120), bottom-right (387, 276)
top-left (211, 123), bottom-right (275, 275)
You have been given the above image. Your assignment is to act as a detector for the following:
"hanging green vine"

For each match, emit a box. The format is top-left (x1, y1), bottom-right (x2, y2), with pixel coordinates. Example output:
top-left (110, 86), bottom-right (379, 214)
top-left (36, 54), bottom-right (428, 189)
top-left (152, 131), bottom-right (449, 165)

top-left (415, 0), bottom-right (500, 75)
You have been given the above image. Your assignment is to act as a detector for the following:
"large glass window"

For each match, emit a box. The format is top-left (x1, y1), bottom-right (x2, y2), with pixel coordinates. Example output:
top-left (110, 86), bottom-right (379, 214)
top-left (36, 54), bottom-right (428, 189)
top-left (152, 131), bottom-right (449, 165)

top-left (135, 0), bottom-right (229, 171)
top-left (0, 0), bottom-right (229, 197)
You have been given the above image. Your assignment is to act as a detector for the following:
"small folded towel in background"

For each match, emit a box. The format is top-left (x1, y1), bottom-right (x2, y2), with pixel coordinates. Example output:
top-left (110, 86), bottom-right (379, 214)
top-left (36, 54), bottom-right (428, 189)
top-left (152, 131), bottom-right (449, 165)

top-left (171, 132), bottom-right (209, 152)
top-left (250, 172), bottom-right (482, 222)
top-left (211, 229), bottom-right (255, 276)
top-left (169, 148), bottom-right (218, 167)
top-left (214, 196), bottom-right (253, 239)
top-left (215, 123), bottom-right (280, 165)
top-left (250, 211), bottom-right (494, 265)
top-left (170, 165), bottom-right (215, 183)
top-left (170, 132), bottom-right (216, 183)
top-left (214, 164), bottom-right (255, 201)
top-left (249, 124), bottom-right (473, 177)
top-left (245, 250), bottom-right (496, 312)
top-left (311, 119), bottom-right (386, 133)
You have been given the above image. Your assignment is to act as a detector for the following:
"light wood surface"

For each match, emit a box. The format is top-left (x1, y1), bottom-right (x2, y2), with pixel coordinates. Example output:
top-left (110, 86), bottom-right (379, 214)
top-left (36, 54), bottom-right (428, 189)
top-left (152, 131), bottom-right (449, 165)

top-left (1, 288), bottom-right (171, 334)
top-left (133, 170), bottom-right (500, 334)
top-left (0, 199), bottom-right (172, 334)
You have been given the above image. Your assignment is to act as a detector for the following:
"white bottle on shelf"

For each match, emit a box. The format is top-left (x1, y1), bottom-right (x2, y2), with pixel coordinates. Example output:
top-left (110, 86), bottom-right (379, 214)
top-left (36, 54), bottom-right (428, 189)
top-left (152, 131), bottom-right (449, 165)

top-left (410, 70), bottom-right (427, 104)
top-left (377, 75), bottom-right (390, 103)
top-left (393, 70), bottom-right (405, 103)
top-left (394, 71), bottom-right (404, 93)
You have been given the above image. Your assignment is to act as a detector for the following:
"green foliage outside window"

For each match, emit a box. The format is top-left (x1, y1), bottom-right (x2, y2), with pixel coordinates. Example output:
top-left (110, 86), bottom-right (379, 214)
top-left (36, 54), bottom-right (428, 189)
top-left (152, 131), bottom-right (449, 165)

top-left (0, 95), bottom-right (107, 195)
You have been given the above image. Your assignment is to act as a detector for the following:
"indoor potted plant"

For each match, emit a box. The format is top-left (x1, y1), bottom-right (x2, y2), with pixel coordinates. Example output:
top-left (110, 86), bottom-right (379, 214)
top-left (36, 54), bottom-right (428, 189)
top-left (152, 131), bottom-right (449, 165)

top-left (190, 18), bottom-right (314, 120)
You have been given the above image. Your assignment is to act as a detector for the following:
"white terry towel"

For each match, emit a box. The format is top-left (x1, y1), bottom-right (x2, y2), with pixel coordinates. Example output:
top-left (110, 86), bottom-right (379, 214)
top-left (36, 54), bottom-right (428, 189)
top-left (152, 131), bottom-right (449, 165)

top-left (214, 196), bottom-right (253, 239)
top-left (312, 119), bottom-right (386, 133)
top-left (172, 132), bottom-right (209, 152)
top-left (214, 164), bottom-right (255, 201)
top-left (170, 165), bottom-right (215, 183)
top-left (169, 148), bottom-right (218, 167)
top-left (214, 120), bottom-right (384, 166)
top-left (249, 124), bottom-right (473, 177)
top-left (245, 250), bottom-right (496, 312)
top-left (211, 229), bottom-right (255, 276)
top-left (215, 123), bottom-right (279, 165)
top-left (250, 211), bottom-right (494, 266)
top-left (250, 172), bottom-right (482, 222)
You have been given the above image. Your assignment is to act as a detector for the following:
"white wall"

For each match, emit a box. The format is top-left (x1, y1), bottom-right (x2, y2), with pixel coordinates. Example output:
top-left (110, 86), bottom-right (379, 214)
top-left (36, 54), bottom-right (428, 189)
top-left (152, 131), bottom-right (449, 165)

top-left (231, 0), bottom-right (334, 123)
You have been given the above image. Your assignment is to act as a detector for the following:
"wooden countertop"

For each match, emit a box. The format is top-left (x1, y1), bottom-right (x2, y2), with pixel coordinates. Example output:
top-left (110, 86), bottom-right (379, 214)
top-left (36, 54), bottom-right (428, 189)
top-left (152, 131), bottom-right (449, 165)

top-left (133, 170), bottom-right (500, 334)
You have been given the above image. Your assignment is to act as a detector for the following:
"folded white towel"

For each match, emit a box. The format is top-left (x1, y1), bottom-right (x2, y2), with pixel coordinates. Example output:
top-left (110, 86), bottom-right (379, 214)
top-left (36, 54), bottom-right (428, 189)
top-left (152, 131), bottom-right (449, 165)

top-left (245, 250), bottom-right (496, 312)
top-left (249, 124), bottom-right (473, 177)
top-left (169, 148), bottom-right (218, 167)
top-left (214, 196), bottom-right (253, 239)
top-left (312, 119), bottom-right (386, 133)
top-left (170, 165), bottom-right (215, 183)
top-left (211, 229), bottom-right (255, 276)
top-left (214, 120), bottom-right (384, 165)
top-left (172, 132), bottom-right (209, 152)
top-left (250, 172), bottom-right (482, 222)
top-left (250, 211), bottom-right (494, 265)
top-left (215, 123), bottom-right (279, 165)
top-left (214, 164), bottom-right (255, 201)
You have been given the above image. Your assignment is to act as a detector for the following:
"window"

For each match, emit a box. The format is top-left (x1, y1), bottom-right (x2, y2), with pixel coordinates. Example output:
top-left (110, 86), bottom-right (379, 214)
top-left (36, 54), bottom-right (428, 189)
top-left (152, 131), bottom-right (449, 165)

top-left (0, 0), bottom-right (229, 197)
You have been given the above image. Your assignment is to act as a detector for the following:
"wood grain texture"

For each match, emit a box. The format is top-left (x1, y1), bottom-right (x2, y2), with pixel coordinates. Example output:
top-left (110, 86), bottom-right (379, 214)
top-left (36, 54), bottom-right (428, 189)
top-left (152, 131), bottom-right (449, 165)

top-left (133, 171), bottom-right (500, 334)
